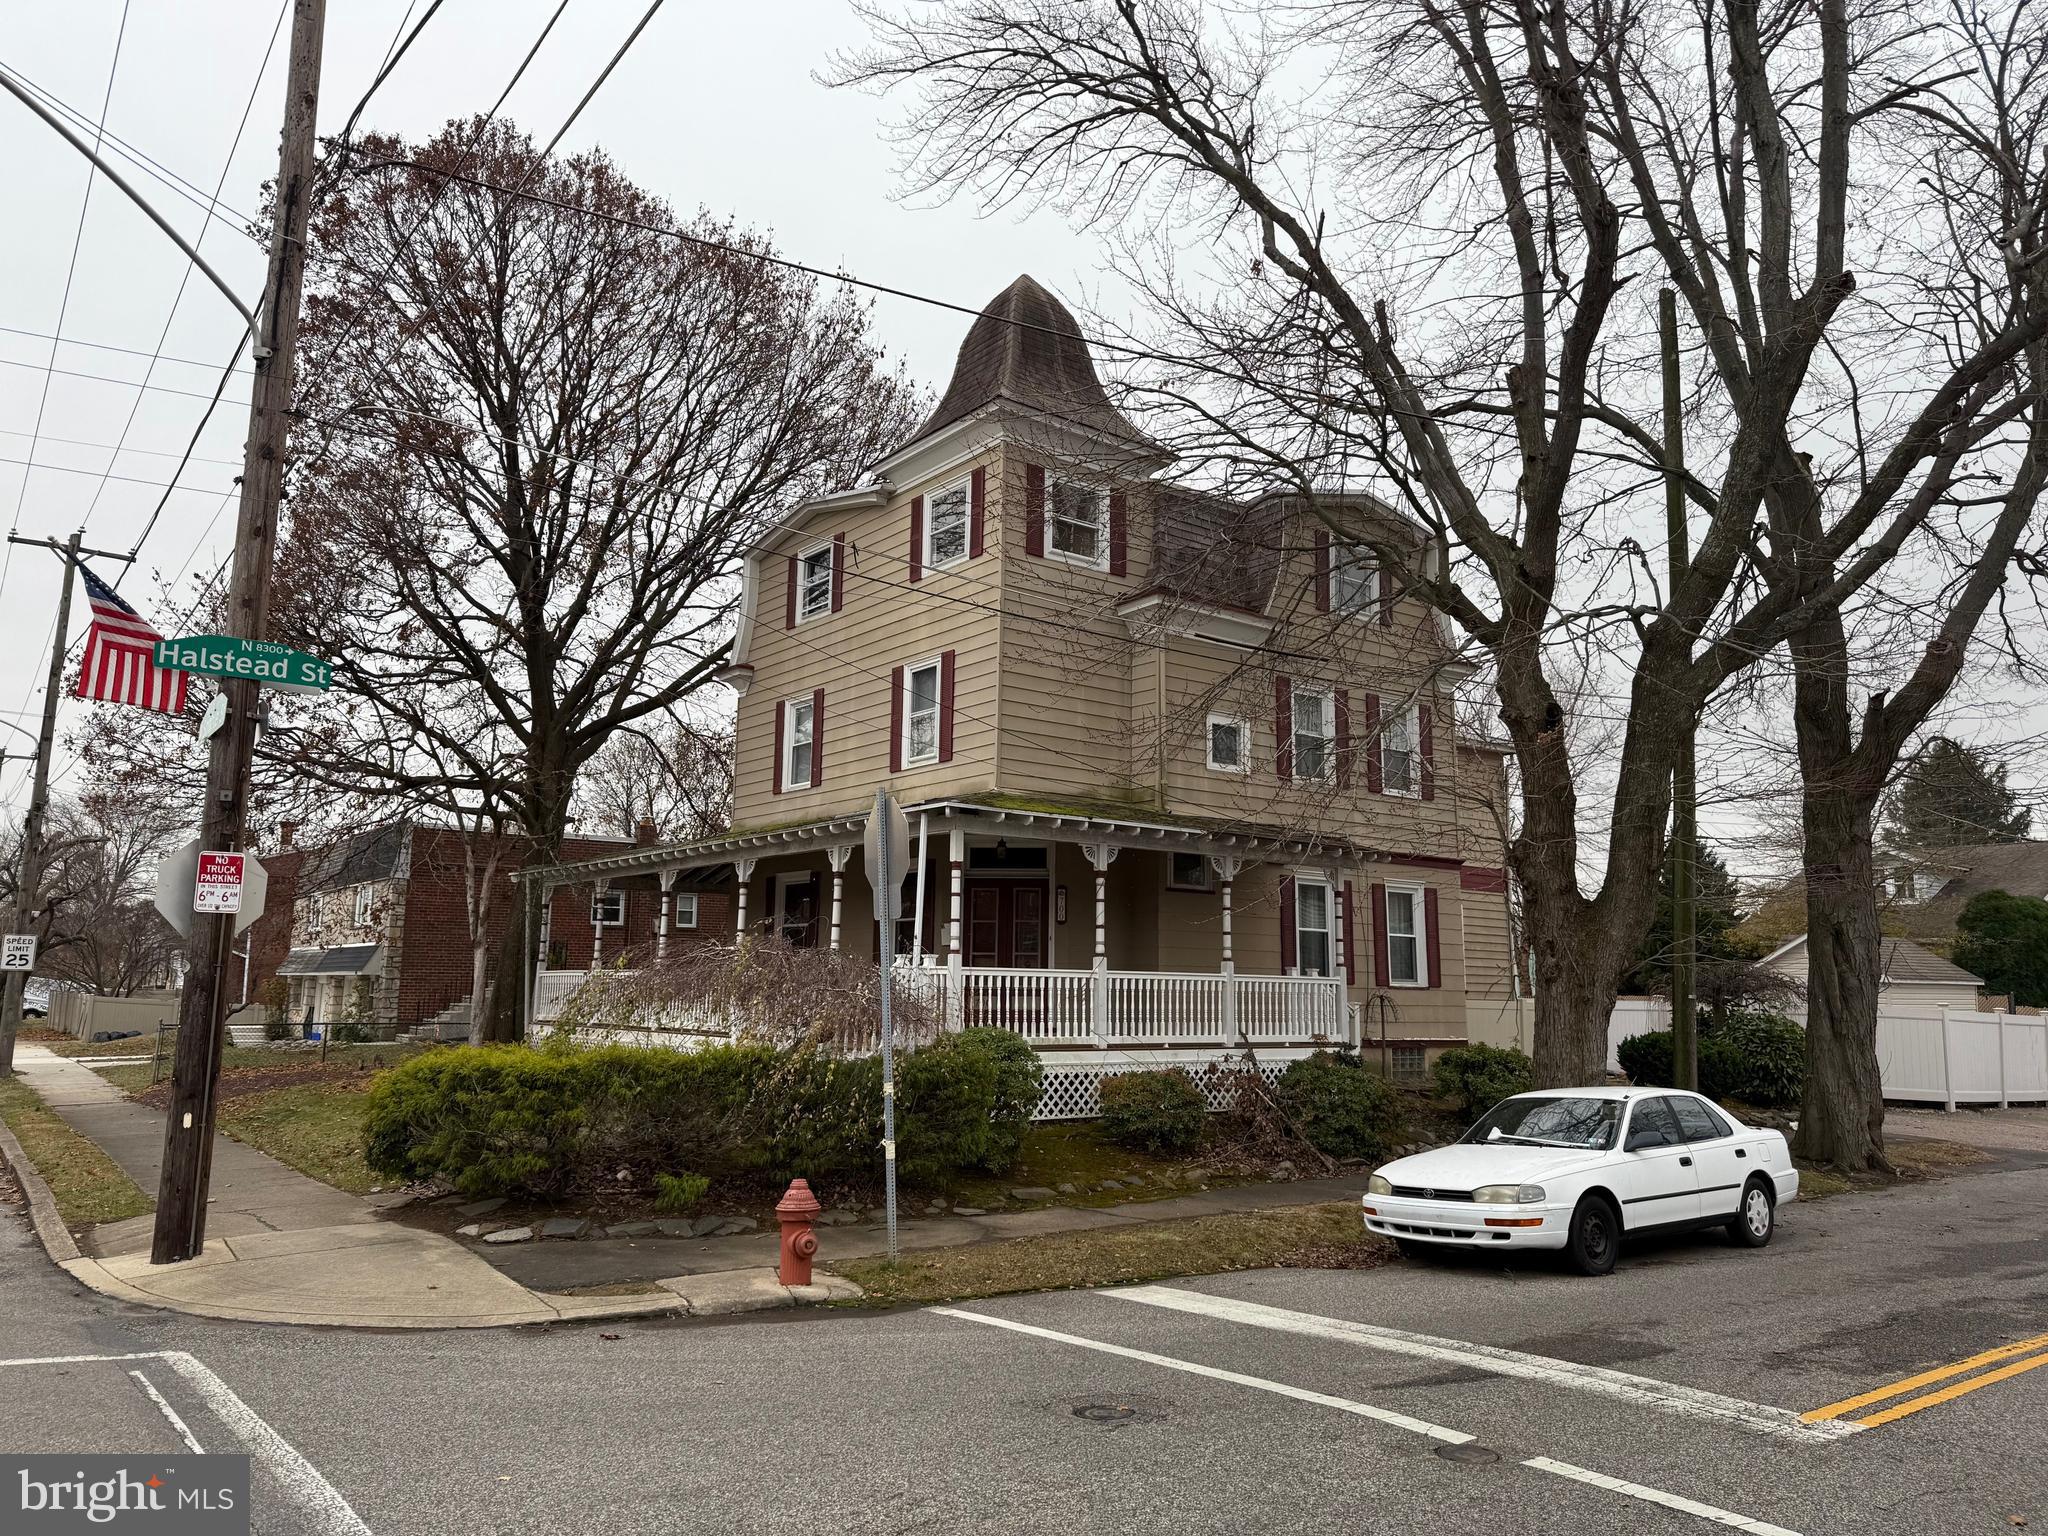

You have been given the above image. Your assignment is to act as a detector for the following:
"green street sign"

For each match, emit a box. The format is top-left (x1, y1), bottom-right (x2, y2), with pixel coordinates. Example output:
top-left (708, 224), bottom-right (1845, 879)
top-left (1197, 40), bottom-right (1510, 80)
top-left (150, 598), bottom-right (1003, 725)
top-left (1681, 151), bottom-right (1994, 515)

top-left (154, 634), bottom-right (332, 693)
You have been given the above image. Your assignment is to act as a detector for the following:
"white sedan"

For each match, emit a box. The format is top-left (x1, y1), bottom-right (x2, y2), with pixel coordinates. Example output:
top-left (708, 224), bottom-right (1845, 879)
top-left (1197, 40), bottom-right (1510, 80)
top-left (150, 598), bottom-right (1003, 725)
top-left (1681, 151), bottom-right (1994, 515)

top-left (1363, 1087), bottom-right (1799, 1275)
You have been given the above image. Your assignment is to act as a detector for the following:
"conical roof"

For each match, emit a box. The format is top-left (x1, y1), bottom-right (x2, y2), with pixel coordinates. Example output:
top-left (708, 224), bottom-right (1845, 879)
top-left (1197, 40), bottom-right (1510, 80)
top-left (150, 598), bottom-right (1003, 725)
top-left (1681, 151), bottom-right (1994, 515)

top-left (904, 275), bottom-right (1148, 449)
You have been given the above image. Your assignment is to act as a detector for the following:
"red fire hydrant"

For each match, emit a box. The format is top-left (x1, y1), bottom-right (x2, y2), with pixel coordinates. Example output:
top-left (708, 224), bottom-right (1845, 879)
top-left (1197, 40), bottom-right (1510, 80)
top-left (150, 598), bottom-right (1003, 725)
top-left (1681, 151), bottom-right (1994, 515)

top-left (776, 1178), bottom-right (822, 1286)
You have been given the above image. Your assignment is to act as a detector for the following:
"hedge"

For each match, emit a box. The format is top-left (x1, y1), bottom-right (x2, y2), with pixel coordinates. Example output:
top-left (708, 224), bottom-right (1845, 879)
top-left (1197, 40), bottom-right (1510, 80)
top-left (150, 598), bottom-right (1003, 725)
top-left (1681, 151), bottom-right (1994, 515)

top-left (1099, 1069), bottom-right (1208, 1153)
top-left (1431, 1043), bottom-right (1534, 1115)
top-left (1275, 1052), bottom-right (1403, 1160)
top-left (1615, 1008), bottom-right (1805, 1108)
top-left (361, 1029), bottom-right (1044, 1199)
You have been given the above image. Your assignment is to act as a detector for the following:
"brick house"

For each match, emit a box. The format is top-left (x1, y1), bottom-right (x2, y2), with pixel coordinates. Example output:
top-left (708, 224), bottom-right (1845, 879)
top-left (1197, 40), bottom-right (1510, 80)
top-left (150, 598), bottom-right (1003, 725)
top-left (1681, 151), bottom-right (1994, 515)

top-left (531, 276), bottom-right (1527, 1106)
top-left (258, 820), bottom-right (732, 1032)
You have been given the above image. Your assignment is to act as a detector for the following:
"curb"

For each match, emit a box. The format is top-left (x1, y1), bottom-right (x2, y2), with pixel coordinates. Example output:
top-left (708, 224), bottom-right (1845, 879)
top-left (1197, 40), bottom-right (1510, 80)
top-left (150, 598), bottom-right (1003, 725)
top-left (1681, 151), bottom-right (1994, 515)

top-left (0, 1117), bottom-right (84, 1264)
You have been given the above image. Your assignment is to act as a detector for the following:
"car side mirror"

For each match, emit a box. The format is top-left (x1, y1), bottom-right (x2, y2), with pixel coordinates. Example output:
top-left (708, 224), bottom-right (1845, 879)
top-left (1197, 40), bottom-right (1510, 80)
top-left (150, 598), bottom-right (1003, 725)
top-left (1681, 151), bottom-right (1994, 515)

top-left (1625, 1128), bottom-right (1668, 1152)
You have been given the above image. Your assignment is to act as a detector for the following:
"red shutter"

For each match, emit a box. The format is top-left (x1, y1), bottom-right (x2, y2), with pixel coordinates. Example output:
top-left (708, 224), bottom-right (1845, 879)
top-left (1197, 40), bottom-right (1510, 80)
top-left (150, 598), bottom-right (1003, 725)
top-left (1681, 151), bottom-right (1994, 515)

top-left (1314, 528), bottom-right (1331, 612)
top-left (1274, 674), bottom-right (1293, 781)
top-left (1109, 491), bottom-right (1127, 577)
top-left (1334, 688), bottom-right (1351, 791)
top-left (1279, 876), bottom-right (1297, 973)
top-left (938, 649), bottom-right (957, 763)
top-left (1424, 886), bottom-right (1442, 988)
top-left (810, 687), bottom-right (825, 787)
top-left (889, 665), bottom-right (905, 774)
top-left (909, 496), bottom-right (924, 583)
top-left (831, 534), bottom-right (845, 613)
top-left (1420, 705), bottom-right (1436, 801)
top-left (784, 555), bottom-right (797, 630)
top-left (1379, 564), bottom-right (1396, 628)
top-left (1371, 882), bottom-right (1390, 988)
top-left (772, 702), bottom-right (786, 795)
top-left (1342, 881), bottom-right (1357, 986)
top-left (1025, 464), bottom-right (1046, 557)
top-left (969, 467), bottom-right (986, 558)
top-left (1363, 693), bottom-right (1383, 795)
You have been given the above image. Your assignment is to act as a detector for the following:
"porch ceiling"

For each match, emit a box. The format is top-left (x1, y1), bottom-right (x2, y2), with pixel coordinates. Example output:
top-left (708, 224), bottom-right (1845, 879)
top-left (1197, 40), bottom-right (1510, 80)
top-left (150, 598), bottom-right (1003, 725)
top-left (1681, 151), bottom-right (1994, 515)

top-left (523, 795), bottom-right (1399, 888)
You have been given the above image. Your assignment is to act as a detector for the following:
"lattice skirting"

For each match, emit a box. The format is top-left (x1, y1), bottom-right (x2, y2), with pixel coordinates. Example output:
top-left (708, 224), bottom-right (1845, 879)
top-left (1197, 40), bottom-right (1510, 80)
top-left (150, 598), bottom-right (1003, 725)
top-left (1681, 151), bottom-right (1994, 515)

top-left (1031, 1048), bottom-right (1327, 1121)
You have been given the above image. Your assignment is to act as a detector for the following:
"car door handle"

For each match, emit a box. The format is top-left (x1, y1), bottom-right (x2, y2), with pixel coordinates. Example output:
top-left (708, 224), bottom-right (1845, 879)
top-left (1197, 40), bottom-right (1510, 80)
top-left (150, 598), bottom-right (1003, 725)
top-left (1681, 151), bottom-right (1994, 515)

top-left (1735, 1149), bottom-right (1747, 1159)
top-left (1678, 1156), bottom-right (1693, 1167)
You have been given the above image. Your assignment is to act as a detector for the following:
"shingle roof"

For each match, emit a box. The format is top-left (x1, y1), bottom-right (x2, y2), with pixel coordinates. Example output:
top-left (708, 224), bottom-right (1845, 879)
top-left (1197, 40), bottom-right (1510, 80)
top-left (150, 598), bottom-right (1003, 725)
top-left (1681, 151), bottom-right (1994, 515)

top-left (1880, 937), bottom-right (1984, 986)
top-left (298, 822), bottom-right (411, 893)
top-left (902, 275), bottom-right (1149, 451)
top-left (1147, 487), bottom-right (1284, 614)
top-left (1889, 841), bottom-right (2048, 943)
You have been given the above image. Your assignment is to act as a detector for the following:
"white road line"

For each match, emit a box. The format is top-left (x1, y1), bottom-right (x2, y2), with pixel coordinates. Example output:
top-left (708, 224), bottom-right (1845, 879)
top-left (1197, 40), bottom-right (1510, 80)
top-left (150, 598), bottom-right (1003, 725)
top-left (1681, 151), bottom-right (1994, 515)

top-left (128, 1370), bottom-right (205, 1454)
top-left (158, 1353), bottom-right (373, 1536)
top-left (1524, 1457), bottom-right (1803, 1535)
top-left (0, 1351), bottom-right (168, 1367)
top-left (931, 1306), bottom-right (1476, 1444)
top-left (1107, 1286), bottom-right (1857, 1444)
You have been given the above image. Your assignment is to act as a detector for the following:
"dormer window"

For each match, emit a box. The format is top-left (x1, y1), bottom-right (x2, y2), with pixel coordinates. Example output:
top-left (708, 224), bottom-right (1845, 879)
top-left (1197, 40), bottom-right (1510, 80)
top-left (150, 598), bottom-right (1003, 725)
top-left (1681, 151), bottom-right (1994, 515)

top-left (926, 480), bottom-right (969, 569)
top-left (1333, 547), bottom-right (1378, 613)
top-left (797, 544), bottom-right (834, 621)
top-left (1048, 480), bottom-right (1107, 567)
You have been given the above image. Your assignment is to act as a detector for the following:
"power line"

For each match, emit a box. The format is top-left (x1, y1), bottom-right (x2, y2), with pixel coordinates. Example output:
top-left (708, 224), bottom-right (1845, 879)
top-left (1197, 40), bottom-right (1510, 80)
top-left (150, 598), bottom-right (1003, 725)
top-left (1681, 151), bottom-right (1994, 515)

top-left (533, 0), bottom-right (662, 162)
top-left (0, 353), bottom-right (249, 405)
top-left (0, 429), bottom-right (243, 470)
top-left (0, 322), bottom-right (256, 376)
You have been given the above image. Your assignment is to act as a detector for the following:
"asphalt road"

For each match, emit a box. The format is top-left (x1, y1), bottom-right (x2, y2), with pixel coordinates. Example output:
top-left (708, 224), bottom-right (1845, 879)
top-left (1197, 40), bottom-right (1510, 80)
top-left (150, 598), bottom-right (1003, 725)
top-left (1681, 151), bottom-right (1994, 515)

top-left (4, 1148), bottom-right (2046, 1535)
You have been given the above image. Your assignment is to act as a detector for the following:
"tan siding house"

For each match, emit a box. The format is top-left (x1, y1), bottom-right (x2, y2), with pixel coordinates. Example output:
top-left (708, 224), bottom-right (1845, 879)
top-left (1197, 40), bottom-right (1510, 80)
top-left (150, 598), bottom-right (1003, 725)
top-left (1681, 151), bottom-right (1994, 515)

top-left (534, 277), bottom-right (1524, 1106)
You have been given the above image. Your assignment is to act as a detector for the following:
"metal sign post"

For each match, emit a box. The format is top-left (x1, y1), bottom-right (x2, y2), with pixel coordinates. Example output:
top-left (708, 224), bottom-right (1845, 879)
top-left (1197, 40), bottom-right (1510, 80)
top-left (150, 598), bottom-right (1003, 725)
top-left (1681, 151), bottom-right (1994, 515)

top-left (864, 787), bottom-right (910, 1262)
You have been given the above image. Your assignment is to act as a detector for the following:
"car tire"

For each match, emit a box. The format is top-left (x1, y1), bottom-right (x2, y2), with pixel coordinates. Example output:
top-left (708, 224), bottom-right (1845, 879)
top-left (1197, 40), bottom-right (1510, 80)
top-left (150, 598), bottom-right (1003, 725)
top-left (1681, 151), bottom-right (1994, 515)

top-left (1393, 1237), bottom-right (1430, 1262)
top-left (1566, 1195), bottom-right (1620, 1276)
top-left (1728, 1178), bottom-right (1774, 1248)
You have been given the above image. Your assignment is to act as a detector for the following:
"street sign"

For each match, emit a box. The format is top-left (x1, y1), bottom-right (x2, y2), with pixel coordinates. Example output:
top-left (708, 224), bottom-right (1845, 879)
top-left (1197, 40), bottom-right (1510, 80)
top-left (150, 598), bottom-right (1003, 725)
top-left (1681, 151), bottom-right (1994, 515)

top-left (863, 790), bottom-right (911, 920)
top-left (194, 851), bottom-right (245, 914)
top-left (155, 839), bottom-right (267, 938)
top-left (153, 634), bottom-right (331, 693)
top-left (1, 935), bottom-right (35, 970)
top-left (197, 692), bottom-right (229, 741)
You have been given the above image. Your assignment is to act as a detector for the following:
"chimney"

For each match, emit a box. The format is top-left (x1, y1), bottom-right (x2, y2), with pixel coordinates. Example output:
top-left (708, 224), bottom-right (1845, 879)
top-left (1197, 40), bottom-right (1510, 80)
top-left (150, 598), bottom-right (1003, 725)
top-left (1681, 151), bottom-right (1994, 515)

top-left (635, 817), bottom-right (658, 846)
top-left (279, 821), bottom-right (298, 850)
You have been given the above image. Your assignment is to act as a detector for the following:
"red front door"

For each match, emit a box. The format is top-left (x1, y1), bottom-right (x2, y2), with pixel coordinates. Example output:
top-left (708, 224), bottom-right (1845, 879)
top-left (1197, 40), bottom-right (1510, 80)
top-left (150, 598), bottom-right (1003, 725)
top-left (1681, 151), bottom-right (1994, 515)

top-left (963, 880), bottom-right (1048, 967)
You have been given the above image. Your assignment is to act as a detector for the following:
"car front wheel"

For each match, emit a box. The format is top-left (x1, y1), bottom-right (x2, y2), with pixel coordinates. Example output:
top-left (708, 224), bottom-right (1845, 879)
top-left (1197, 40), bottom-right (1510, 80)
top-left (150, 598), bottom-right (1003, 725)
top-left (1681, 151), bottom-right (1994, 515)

top-left (1566, 1195), bottom-right (1619, 1276)
top-left (1728, 1180), bottom-right (1774, 1248)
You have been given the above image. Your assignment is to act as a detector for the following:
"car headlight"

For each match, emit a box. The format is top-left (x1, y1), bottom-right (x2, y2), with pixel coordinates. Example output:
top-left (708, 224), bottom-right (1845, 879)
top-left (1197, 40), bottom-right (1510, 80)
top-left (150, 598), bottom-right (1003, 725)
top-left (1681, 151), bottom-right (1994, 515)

top-left (1473, 1184), bottom-right (1547, 1205)
top-left (1367, 1174), bottom-right (1393, 1196)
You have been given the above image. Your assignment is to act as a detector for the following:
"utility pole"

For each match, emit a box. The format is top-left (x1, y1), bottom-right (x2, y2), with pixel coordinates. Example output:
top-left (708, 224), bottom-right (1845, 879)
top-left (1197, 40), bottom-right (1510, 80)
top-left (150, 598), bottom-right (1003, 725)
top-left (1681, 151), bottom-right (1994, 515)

top-left (0, 530), bottom-right (130, 1077)
top-left (1661, 289), bottom-right (1699, 1092)
top-left (152, 0), bottom-right (325, 1265)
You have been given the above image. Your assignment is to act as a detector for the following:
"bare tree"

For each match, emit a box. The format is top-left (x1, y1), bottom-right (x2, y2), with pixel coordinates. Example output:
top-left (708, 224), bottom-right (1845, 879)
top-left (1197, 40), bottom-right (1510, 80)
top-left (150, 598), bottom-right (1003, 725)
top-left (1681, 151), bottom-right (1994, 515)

top-left (0, 792), bottom-right (184, 998)
top-left (573, 718), bottom-right (734, 843)
top-left (833, 0), bottom-right (2048, 1163)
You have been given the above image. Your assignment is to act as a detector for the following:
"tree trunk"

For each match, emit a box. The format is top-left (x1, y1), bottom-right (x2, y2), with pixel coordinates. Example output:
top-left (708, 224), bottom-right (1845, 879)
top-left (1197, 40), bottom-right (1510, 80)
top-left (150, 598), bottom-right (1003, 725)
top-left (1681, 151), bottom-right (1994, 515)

top-left (1788, 609), bottom-right (1889, 1171)
top-left (468, 939), bottom-right (494, 1049)
top-left (1522, 884), bottom-right (1615, 1086)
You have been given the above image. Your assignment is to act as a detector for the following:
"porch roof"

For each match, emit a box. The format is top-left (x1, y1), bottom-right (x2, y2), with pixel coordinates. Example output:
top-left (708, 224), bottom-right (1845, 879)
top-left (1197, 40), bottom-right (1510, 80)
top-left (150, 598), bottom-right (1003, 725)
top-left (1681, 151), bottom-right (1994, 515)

top-left (519, 795), bottom-right (1404, 888)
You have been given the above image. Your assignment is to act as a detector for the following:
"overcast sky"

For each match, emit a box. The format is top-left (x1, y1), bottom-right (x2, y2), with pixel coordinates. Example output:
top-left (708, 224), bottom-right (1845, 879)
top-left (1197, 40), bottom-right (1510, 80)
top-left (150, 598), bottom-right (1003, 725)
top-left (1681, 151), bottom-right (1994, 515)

top-left (0, 0), bottom-right (1096, 814)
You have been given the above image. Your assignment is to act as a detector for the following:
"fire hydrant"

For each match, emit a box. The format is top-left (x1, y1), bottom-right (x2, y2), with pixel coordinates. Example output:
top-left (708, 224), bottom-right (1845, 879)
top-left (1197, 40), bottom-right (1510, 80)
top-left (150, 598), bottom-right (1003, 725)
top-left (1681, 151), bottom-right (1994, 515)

top-left (776, 1178), bottom-right (822, 1286)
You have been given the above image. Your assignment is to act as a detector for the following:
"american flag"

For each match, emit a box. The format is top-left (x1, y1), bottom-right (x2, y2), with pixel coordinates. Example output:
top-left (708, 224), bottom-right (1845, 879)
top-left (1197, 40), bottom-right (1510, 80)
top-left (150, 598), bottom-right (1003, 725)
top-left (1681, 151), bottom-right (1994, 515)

top-left (73, 566), bottom-right (188, 714)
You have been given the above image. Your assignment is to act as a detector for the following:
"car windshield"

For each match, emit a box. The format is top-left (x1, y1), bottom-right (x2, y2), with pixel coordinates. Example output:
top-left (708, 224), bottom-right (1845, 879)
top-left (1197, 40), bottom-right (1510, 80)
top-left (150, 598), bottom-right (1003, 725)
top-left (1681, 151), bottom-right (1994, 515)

top-left (1461, 1096), bottom-right (1623, 1151)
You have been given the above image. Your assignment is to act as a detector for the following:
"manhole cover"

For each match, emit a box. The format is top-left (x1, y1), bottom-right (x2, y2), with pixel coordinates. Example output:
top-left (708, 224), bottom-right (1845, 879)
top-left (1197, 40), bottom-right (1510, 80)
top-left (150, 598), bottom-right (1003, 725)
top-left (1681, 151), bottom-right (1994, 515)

top-left (1434, 1443), bottom-right (1502, 1465)
top-left (1073, 1402), bottom-right (1138, 1423)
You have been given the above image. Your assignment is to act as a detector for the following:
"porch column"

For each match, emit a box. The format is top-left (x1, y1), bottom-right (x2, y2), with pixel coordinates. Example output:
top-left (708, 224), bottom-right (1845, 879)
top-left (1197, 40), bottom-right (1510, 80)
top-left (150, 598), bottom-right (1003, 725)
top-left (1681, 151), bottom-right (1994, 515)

top-left (536, 882), bottom-right (554, 970)
top-left (1328, 864), bottom-right (1352, 1045)
top-left (946, 826), bottom-right (965, 1026)
top-left (1083, 842), bottom-right (1118, 1044)
top-left (655, 868), bottom-right (678, 963)
top-left (826, 845), bottom-right (852, 952)
top-left (1210, 855), bottom-right (1244, 1044)
top-left (590, 880), bottom-right (610, 970)
top-left (734, 857), bottom-right (758, 938)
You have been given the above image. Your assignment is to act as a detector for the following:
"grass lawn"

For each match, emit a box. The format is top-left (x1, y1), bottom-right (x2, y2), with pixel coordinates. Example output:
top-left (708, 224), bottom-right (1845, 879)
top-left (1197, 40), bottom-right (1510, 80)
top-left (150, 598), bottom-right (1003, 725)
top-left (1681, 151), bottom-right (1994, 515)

top-left (0, 1076), bottom-right (151, 1227)
top-left (217, 1081), bottom-right (380, 1194)
top-left (96, 1042), bottom-right (427, 1096)
top-left (31, 1034), bottom-right (165, 1059)
top-left (836, 1200), bottom-right (1388, 1306)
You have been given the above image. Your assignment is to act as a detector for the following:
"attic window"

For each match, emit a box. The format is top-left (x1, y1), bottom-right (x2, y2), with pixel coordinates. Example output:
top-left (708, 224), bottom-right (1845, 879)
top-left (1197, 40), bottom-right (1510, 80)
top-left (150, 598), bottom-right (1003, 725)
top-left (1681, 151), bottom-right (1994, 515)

top-left (927, 480), bottom-right (969, 568)
top-left (1048, 480), bottom-right (1106, 566)
top-left (797, 544), bottom-right (834, 621)
top-left (1333, 547), bottom-right (1378, 613)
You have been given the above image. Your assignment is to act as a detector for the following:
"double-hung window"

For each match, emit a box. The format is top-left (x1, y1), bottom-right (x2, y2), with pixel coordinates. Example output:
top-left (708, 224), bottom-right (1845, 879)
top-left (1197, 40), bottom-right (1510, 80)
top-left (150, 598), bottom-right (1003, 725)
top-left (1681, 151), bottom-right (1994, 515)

top-left (672, 892), bottom-right (699, 929)
top-left (1381, 704), bottom-right (1419, 795)
top-left (1292, 687), bottom-right (1335, 781)
top-left (352, 885), bottom-right (373, 926)
top-left (1295, 878), bottom-right (1333, 977)
top-left (1048, 480), bottom-right (1107, 566)
top-left (591, 890), bottom-right (624, 928)
top-left (784, 696), bottom-right (815, 787)
top-left (1333, 546), bottom-right (1377, 613)
top-left (1385, 884), bottom-right (1423, 985)
top-left (902, 659), bottom-right (942, 766)
top-left (926, 479), bottom-right (969, 569)
top-left (1206, 714), bottom-right (1249, 773)
top-left (797, 544), bottom-right (833, 621)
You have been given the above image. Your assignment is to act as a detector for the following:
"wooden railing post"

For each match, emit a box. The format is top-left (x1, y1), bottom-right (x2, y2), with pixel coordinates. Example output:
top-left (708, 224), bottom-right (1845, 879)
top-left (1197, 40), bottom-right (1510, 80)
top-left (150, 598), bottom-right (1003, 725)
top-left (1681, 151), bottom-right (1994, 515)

top-left (1084, 843), bottom-right (1118, 1045)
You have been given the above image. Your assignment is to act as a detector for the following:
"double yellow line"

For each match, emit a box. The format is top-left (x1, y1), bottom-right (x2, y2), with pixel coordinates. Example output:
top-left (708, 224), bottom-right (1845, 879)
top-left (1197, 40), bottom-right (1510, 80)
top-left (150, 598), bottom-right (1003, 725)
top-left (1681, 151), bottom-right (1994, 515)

top-left (1803, 1329), bottom-right (2048, 1429)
